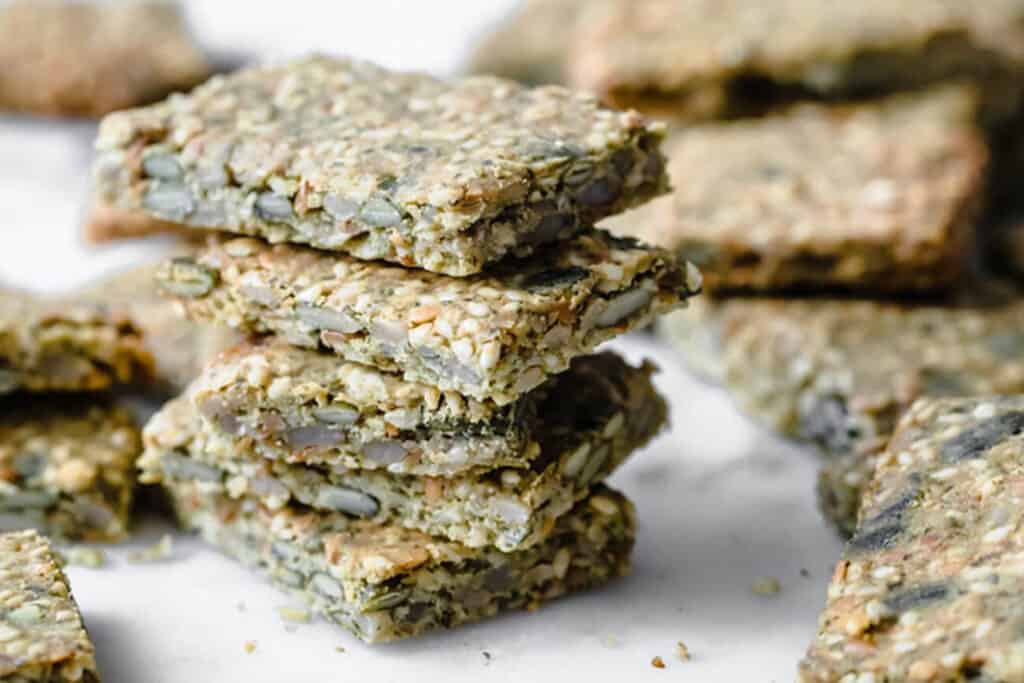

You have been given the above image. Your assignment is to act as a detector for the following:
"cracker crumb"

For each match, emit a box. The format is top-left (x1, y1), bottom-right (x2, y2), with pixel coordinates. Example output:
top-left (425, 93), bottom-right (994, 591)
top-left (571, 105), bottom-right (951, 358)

top-left (236, 601), bottom-right (247, 612)
top-left (127, 534), bottom-right (173, 563)
top-left (800, 568), bottom-right (811, 579)
top-left (66, 547), bottom-right (107, 568)
top-left (244, 640), bottom-right (256, 654)
top-left (482, 651), bottom-right (492, 665)
top-left (752, 577), bottom-right (781, 595)
top-left (278, 606), bottom-right (311, 624)
top-left (676, 641), bottom-right (691, 661)
top-left (651, 656), bottom-right (666, 669)
top-left (335, 645), bottom-right (346, 653)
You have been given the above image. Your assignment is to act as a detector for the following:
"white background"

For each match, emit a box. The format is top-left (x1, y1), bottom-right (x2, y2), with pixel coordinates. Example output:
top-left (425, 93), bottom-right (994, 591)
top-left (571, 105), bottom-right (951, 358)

top-left (0, 2), bottom-right (843, 681)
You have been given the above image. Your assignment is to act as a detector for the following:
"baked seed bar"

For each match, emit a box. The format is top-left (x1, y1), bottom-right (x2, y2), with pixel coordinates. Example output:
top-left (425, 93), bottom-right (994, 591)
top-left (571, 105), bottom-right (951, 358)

top-left (0, 0), bottom-right (209, 117)
top-left (569, 0), bottom-right (1024, 119)
top-left (0, 289), bottom-right (152, 396)
top-left (607, 86), bottom-right (987, 293)
top-left (142, 352), bottom-right (664, 550)
top-left (157, 231), bottom-right (699, 404)
top-left (0, 399), bottom-right (140, 543)
top-left (467, 0), bottom-right (590, 85)
top-left (661, 282), bottom-right (1024, 535)
top-left (159, 342), bottom-right (659, 476)
top-left (167, 480), bottom-right (634, 643)
top-left (94, 55), bottom-right (668, 277)
top-left (82, 264), bottom-right (240, 394)
top-left (0, 530), bottom-right (99, 682)
top-left (800, 396), bottom-right (1024, 682)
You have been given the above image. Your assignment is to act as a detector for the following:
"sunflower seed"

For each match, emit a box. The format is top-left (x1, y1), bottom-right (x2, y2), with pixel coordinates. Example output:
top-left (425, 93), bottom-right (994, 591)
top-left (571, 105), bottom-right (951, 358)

top-left (142, 152), bottom-right (184, 180)
top-left (324, 194), bottom-right (360, 221)
top-left (361, 590), bottom-right (410, 613)
top-left (360, 197), bottom-right (402, 227)
top-left (161, 258), bottom-right (218, 298)
top-left (315, 485), bottom-right (379, 517)
top-left (595, 289), bottom-right (653, 327)
top-left (296, 305), bottom-right (361, 334)
top-left (144, 183), bottom-right (195, 220)
top-left (363, 441), bottom-right (407, 466)
top-left (311, 573), bottom-right (345, 599)
top-left (312, 404), bottom-right (360, 425)
top-left (256, 192), bottom-right (295, 221)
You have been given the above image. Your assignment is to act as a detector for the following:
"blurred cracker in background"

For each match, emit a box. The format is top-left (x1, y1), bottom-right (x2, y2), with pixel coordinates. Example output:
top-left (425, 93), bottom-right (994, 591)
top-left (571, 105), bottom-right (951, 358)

top-left (0, 0), bottom-right (210, 117)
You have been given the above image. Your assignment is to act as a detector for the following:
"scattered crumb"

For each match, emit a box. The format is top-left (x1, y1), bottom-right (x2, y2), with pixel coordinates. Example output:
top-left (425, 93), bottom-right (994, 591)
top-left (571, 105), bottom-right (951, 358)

top-left (601, 634), bottom-right (621, 648)
top-left (482, 651), bottom-right (492, 665)
top-left (284, 624), bottom-right (298, 634)
top-left (335, 646), bottom-right (346, 654)
top-left (127, 534), bottom-right (173, 563)
top-left (752, 577), bottom-right (781, 595)
top-left (800, 568), bottom-right (811, 579)
top-left (676, 641), bottom-right (691, 661)
top-left (65, 547), bottom-right (107, 568)
top-left (651, 656), bottom-right (666, 669)
top-left (244, 641), bottom-right (256, 654)
top-left (278, 606), bottom-right (311, 624)
top-left (236, 601), bottom-right (247, 612)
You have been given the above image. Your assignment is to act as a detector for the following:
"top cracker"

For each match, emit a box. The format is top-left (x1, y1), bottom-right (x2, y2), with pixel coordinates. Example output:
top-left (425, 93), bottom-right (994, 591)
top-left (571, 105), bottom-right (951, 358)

top-left (94, 55), bottom-right (669, 276)
top-left (569, 0), bottom-right (1024, 119)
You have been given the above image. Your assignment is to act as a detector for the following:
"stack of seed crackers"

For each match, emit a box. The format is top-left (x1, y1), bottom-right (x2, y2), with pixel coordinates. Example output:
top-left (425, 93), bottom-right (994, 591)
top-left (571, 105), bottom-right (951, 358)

top-left (471, 0), bottom-right (1024, 679)
top-left (0, 290), bottom-right (148, 543)
top-left (91, 55), bottom-right (701, 643)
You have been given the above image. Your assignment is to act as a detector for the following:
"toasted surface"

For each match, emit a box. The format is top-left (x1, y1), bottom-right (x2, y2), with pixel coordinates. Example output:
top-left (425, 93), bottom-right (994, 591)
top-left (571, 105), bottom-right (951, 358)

top-left (168, 481), bottom-right (634, 643)
top-left (157, 231), bottom-right (699, 404)
top-left (0, 530), bottom-right (99, 682)
top-left (569, 0), bottom-right (1024, 118)
top-left (0, 398), bottom-right (140, 542)
top-left (95, 55), bottom-right (668, 276)
top-left (802, 396), bottom-right (1024, 682)
top-left (0, 0), bottom-right (209, 117)
top-left (0, 289), bottom-right (152, 396)
top-left (609, 86), bottom-right (987, 293)
top-left (142, 352), bottom-right (664, 550)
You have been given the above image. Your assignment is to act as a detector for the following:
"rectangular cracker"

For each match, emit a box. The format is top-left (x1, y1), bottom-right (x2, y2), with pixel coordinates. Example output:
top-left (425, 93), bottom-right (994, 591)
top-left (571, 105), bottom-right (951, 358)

top-left (82, 263), bottom-right (240, 394)
top-left (167, 480), bottom-right (634, 643)
top-left (151, 341), bottom-right (659, 476)
top-left (0, 530), bottom-right (99, 682)
top-left (0, 399), bottom-right (140, 542)
top-left (0, 0), bottom-right (209, 117)
top-left (157, 230), bottom-right (699, 404)
top-left (94, 55), bottom-right (669, 276)
top-left (0, 289), bottom-right (153, 396)
top-left (801, 396), bottom-right (1024, 682)
top-left (661, 280), bottom-right (1024, 536)
top-left (608, 85), bottom-right (988, 293)
top-left (569, 0), bottom-right (1024, 119)
top-left (142, 351), bottom-right (664, 551)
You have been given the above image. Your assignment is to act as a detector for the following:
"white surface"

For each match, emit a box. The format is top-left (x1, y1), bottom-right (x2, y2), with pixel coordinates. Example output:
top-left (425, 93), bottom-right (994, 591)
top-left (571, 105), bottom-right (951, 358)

top-left (0, 2), bottom-right (845, 680)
